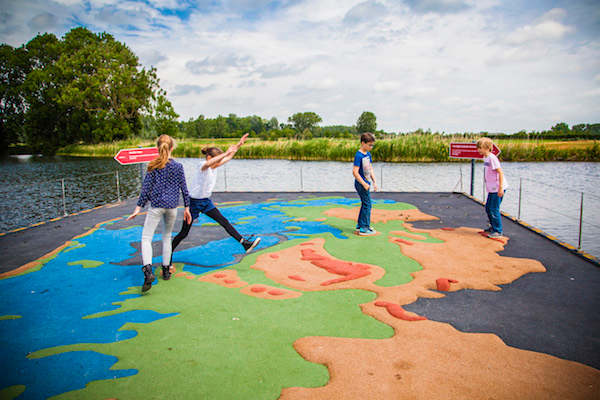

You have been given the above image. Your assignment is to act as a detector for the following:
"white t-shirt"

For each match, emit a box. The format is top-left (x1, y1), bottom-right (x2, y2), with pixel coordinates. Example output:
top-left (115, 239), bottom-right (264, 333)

top-left (188, 160), bottom-right (217, 199)
top-left (483, 153), bottom-right (508, 193)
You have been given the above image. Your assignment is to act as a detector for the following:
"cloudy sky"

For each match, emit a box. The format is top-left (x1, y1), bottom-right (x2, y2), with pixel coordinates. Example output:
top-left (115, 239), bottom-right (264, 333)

top-left (1, 0), bottom-right (599, 133)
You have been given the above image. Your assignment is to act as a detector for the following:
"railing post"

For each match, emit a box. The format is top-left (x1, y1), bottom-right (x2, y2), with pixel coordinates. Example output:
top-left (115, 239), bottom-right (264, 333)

top-left (300, 165), bottom-right (304, 192)
top-left (224, 165), bottom-right (228, 192)
top-left (116, 170), bottom-right (121, 203)
top-left (578, 192), bottom-right (584, 249)
top-left (61, 178), bottom-right (68, 216)
top-left (380, 164), bottom-right (383, 191)
top-left (518, 178), bottom-right (522, 220)
top-left (470, 159), bottom-right (475, 196)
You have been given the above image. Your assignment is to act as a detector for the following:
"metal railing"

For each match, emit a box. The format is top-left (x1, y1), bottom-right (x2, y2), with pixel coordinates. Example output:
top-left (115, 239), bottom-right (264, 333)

top-left (0, 170), bottom-right (139, 233)
top-left (2, 162), bottom-right (597, 260)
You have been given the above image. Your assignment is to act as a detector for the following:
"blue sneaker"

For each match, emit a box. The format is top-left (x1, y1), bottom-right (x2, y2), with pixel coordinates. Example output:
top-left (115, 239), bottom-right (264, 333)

top-left (358, 227), bottom-right (376, 236)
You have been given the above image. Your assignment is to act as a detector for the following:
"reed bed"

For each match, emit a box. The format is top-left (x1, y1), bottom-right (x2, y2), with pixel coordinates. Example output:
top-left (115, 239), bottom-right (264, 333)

top-left (58, 136), bottom-right (600, 162)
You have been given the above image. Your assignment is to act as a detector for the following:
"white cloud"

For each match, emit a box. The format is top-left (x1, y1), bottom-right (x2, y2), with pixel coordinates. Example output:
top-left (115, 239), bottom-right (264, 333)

top-left (186, 54), bottom-right (254, 75)
top-left (404, 0), bottom-right (471, 15)
top-left (506, 8), bottom-right (574, 44)
top-left (171, 84), bottom-right (217, 96)
top-left (373, 81), bottom-right (402, 92)
top-left (27, 12), bottom-right (59, 31)
top-left (343, 1), bottom-right (387, 24)
top-left (253, 63), bottom-right (308, 79)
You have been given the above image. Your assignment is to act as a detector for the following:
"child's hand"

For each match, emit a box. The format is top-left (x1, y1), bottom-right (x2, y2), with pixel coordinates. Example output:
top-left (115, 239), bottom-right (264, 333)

top-left (362, 182), bottom-right (370, 190)
top-left (127, 206), bottom-right (141, 221)
top-left (499, 188), bottom-right (504, 197)
top-left (373, 183), bottom-right (379, 192)
top-left (184, 207), bottom-right (192, 224)
top-left (238, 133), bottom-right (249, 146)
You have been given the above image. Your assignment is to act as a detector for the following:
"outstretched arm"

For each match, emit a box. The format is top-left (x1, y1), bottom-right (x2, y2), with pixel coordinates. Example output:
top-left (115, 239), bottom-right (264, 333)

top-left (211, 133), bottom-right (249, 168)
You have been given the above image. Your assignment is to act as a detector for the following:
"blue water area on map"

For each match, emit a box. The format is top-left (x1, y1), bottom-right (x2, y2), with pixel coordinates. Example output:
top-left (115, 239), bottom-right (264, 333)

top-left (0, 196), bottom-right (399, 398)
top-left (0, 226), bottom-right (176, 398)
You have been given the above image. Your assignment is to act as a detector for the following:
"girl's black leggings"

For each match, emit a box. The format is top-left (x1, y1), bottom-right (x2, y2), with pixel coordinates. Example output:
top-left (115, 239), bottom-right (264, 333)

top-left (171, 207), bottom-right (243, 263)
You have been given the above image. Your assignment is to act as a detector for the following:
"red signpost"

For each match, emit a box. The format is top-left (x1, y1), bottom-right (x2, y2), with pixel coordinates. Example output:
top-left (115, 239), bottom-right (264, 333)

top-left (114, 147), bottom-right (159, 165)
top-left (449, 142), bottom-right (500, 159)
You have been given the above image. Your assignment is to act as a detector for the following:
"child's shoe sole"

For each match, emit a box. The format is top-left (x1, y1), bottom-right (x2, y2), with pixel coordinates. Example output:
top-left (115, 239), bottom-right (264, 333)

top-left (358, 231), bottom-right (376, 236)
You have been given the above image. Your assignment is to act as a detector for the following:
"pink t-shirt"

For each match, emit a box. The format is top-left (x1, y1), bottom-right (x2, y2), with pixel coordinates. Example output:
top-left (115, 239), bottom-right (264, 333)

top-left (483, 153), bottom-right (507, 193)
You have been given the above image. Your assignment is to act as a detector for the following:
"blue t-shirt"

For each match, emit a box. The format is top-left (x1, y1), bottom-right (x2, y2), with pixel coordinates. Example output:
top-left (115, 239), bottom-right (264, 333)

top-left (137, 159), bottom-right (190, 209)
top-left (353, 150), bottom-right (372, 183)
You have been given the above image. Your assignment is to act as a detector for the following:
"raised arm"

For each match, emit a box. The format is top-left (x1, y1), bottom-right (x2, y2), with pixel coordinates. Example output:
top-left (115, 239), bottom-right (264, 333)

top-left (201, 150), bottom-right (231, 171)
top-left (208, 133), bottom-right (249, 169)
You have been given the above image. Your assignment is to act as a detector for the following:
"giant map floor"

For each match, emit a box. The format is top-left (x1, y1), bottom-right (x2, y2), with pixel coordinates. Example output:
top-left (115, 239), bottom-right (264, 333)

top-left (0, 193), bottom-right (598, 399)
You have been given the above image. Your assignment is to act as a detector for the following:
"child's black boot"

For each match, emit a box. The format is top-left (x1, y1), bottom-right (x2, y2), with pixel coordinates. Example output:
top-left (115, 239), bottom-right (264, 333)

top-left (162, 265), bottom-right (171, 281)
top-left (142, 264), bottom-right (155, 292)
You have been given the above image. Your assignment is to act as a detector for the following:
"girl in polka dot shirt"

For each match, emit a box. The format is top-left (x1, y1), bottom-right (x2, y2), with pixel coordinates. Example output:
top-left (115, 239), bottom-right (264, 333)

top-left (127, 134), bottom-right (192, 292)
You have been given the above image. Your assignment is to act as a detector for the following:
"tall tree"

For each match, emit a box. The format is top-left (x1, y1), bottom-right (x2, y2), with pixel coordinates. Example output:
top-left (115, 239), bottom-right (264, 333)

top-left (152, 93), bottom-right (179, 136)
top-left (288, 112), bottom-right (322, 135)
top-left (266, 117), bottom-right (279, 131)
top-left (21, 33), bottom-right (65, 154)
top-left (0, 44), bottom-right (31, 152)
top-left (54, 28), bottom-right (158, 144)
top-left (356, 111), bottom-right (376, 133)
top-left (10, 27), bottom-right (160, 153)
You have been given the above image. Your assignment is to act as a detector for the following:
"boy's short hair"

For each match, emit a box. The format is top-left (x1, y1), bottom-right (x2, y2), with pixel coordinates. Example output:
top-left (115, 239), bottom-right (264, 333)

top-left (360, 132), bottom-right (375, 143)
top-left (476, 137), bottom-right (493, 150)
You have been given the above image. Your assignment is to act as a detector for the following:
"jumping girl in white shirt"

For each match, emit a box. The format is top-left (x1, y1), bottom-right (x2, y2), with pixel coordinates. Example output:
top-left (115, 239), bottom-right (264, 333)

top-left (171, 134), bottom-right (260, 261)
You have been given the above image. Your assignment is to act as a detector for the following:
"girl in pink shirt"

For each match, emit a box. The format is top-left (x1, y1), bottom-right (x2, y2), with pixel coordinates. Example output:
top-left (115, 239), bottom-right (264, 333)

top-left (477, 137), bottom-right (507, 238)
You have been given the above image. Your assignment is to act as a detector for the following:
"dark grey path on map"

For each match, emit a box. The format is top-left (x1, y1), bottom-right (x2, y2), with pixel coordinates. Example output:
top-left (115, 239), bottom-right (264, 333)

top-left (1, 192), bottom-right (598, 370)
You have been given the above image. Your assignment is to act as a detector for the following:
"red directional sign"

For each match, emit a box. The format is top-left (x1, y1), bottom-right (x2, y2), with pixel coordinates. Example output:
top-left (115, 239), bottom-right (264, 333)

top-left (449, 142), bottom-right (500, 159)
top-left (114, 147), bottom-right (159, 165)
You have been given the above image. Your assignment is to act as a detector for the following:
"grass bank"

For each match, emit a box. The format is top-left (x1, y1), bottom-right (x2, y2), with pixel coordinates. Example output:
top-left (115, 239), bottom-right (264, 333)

top-left (58, 136), bottom-right (600, 162)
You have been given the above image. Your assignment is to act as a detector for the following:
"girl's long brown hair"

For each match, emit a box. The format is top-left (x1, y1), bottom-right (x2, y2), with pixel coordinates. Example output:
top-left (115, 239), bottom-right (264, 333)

top-left (201, 147), bottom-right (223, 157)
top-left (147, 134), bottom-right (174, 171)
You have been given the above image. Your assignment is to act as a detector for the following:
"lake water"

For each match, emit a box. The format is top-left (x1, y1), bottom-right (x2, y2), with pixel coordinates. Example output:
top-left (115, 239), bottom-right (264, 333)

top-left (1, 156), bottom-right (598, 258)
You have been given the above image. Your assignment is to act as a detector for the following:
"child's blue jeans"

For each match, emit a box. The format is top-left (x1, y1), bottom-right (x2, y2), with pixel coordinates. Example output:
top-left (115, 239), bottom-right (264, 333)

top-left (485, 192), bottom-right (504, 234)
top-left (354, 180), bottom-right (371, 229)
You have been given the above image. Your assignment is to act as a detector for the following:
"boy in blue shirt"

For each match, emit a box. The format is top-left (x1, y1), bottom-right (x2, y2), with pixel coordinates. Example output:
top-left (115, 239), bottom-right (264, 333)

top-left (353, 132), bottom-right (378, 235)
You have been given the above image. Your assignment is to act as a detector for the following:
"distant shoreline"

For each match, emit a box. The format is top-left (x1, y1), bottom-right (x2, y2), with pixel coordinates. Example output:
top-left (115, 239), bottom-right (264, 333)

top-left (17, 137), bottom-right (600, 162)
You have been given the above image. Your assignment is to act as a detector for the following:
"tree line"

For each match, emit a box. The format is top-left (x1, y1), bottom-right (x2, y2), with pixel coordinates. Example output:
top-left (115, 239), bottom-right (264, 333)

top-left (171, 111), bottom-right (380, 141)
top-left (2, 28), bottom-right (598, 155)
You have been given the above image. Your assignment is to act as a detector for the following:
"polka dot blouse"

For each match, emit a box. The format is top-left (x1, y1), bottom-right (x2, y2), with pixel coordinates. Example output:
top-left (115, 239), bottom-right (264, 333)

top-left (137, 159), bottom-right (190, 209)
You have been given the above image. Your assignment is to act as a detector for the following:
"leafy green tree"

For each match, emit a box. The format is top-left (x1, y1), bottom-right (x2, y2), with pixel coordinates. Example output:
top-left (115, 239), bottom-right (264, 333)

top-left (356, 111), bottom-right (376, 133)
top-left (288, 112), bottom-right (322, 136)
top-left (153, 93), bottom-right (179, 136)
top-left (550, 122), bottom-right (569, 135)
top-left (266, 117), bottom-right (279, 131)
top-left (54, 28), bottom-right (158, 144)
top-left (13, 27), bottom-right (159, 153)
top-left (0, 44), bottom-right (31, 152)
top-left (20, 33), bottom-right (65, 154)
